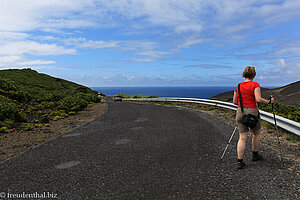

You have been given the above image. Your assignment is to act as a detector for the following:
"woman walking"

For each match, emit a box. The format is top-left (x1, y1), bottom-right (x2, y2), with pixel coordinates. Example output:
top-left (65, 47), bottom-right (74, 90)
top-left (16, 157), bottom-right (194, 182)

top-left (233, 66), bottom-right (274, 169)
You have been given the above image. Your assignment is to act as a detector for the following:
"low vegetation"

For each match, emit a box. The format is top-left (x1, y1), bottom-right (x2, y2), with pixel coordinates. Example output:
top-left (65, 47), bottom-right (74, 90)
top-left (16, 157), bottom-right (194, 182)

top-left (0, 69), bottom-right (101, 133)
top-left (118, 93), bottom-right (158, 98)
top-left (259, 101), bottom-right (300, 123)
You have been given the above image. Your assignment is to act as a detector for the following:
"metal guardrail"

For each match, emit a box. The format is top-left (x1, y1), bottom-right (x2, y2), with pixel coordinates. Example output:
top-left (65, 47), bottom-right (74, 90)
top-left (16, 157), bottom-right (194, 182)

top-left (123, 97), bottom-right (300, 136)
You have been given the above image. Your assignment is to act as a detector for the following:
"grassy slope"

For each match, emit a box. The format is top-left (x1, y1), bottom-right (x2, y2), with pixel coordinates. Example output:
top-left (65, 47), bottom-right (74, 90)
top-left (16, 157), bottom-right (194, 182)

top-left (0, 69), bottom-right (91, 97)
top-left (0, 68), bottom-right (101, 132)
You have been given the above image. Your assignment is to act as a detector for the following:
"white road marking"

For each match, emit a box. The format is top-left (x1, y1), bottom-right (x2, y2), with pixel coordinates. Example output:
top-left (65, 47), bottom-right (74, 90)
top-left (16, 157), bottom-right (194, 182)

top-left (115, 139), bottom-right (130, 145)
top-left (55, 161), bottom-right (81, 169)
top-left (62, 132), bottom-right (83, 137)
top-left (134, 117), bottom-right (148, 123)
top-left (130, 126), bottom-right (143, 130)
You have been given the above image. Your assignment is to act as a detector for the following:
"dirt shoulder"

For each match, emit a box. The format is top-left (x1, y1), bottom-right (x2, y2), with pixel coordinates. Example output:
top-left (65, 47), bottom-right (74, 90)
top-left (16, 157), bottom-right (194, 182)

top-left (0, 102), bottom-right (107, 163)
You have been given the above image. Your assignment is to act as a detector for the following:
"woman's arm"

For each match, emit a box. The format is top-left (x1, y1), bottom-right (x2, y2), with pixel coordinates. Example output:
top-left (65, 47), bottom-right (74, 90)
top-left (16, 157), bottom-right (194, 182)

top-left (254, 87), bottom-right (274, 104)
top-left (233, 91), bottom-right (238, 105)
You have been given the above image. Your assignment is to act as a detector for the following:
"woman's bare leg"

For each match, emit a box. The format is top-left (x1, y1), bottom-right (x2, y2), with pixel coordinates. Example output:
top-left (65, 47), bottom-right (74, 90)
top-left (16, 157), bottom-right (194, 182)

top-left (252, 130), bottom-right (260, 152)
top-left (237, 132), bottom-right (248, 159)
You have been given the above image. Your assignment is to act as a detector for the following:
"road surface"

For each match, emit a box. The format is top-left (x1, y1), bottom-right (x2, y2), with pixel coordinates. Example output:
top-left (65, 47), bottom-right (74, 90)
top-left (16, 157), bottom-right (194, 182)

top-left (0, 98), bottom-right (299, 199)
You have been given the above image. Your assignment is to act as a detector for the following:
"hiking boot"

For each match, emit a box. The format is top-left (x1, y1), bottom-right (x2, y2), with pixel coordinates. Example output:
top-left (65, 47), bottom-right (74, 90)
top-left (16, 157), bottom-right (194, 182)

top-left (252, 153), bottom-right (263, 161)
top-left (237, 161), bottom-right (246, 169)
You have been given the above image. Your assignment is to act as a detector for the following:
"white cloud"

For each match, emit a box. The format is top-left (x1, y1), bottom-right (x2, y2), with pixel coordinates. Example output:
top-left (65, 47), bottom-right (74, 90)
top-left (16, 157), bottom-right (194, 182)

top-left (101, 76), bottom-right (111, 80)
top-left (0, 0), bottom-right (96, 32)
top-left (127, 57), bottom-right (157, 63)
top-left (175, 24), bottom-right (203, 33)
top-left (32, 66), bottom-right (77, 70)
top-left (0, 0), bottom-right (299, 85)
top-left (63, 37), bottom-right (87, 45)
top-left (257, 1), bottom-right (300, 24)
top-left (271, 47), bottom-right (300, 57)
top-left (0, 55), bottom-right (22, 65)
top-left (0, 41), bottom-right (76, 56)
top-left (35, 35), bottom-right (59, 41)
top-left (62, 37), bottom-right (120, 49)
top-left (121, 40), bottom-right (160, 51)
top-left (17, 60), bottom-right (56, 66)
top-left (180, 35), bottom-right (208, 48)
top-left (88, 0), bottom-right (300, 37)
top-left (0, 32), bottom-right (30, 41)
top-left (1, 0), bottom-right (300, 36)
top-left (78, 40), bottom-right (120, 49)
top-left (223, 24), bottom-right (250, 34)
top-left (185, 64), bottom-right (233, 69)
top-left (137, 50), bottom-right (171, 58)
top-left (0, 55), bottom-right (56, 69)
top-left (274, 59), bottom-right (286, 68)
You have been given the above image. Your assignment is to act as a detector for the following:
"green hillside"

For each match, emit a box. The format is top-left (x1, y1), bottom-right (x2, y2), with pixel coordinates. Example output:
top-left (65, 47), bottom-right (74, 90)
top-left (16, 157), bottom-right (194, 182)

top-left (0, 68), bottom-right (101, 132)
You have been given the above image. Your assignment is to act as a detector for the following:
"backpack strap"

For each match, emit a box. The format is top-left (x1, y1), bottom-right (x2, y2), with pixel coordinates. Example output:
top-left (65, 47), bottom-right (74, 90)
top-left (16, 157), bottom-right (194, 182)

top-left (238, 83), bottom-right (244, 113)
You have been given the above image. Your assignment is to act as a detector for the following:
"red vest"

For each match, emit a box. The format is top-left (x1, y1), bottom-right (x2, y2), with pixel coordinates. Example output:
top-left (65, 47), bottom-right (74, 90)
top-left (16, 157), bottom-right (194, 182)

top-left (235, 81), bottom-right (260, 109)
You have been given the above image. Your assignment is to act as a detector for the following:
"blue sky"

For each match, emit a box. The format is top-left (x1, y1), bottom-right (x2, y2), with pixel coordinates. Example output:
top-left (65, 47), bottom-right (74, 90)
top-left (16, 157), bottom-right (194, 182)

top-left (0, 0), bottom-right (299, 87)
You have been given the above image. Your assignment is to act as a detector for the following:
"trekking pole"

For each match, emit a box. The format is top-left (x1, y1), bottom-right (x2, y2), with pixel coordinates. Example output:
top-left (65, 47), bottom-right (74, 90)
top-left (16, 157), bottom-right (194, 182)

top-left (270, 96), bottom-right (280, 143)
top-left (221, 126), bottom-right (237, 160)
top-left (270, 95), bottom-right (282, 161)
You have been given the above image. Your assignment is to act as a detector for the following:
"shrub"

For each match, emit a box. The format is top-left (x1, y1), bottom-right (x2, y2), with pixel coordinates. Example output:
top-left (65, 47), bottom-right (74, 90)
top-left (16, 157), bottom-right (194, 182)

top-left (39, 91), bottom-right (65, 102)
top-left (118, 93), bottom-right (149, 99)
top-left (78, 92), bottom-right (100, 103)
top-left (0, 77), bottom-right (30, 102)
top-left (16, 112), bottom-right (28, 122)
top-left (40, 115), bottom-right (50, 123)
top-left (0, 69), bottom-right (104, 131)
top-left (68, 111), bottom-right (76, 116)
top-left (57, 95), bottom-right (88, 113)
top-left (26, 105), bottom-right (38, 114)
top-left (267, 129), bottom-right (275, 133)
top-left (34, 123), bottom-right (43, 128)
top-left (22, 123), bottom-right (34, 131)
top-left (0, 96), bottom-right (19, 121)
top-left (37, 110), bottom-right (43, 115)
top-left (259, 101), bottom-right (300, 122)
top-left (36, 104), bottom-right (45, 110)
top-left (0, 127), bottom-right (8, 133)
top-left (53, 115), bottom-right (64, 121)
top-left (0, 95), bottom-right (27, 125)
top-left (147, 96), bottom-right (158, 98)
top-left (1, 119), bottom-right (14, 128)
top-left (76, 86), bottom-right (90, 93)
top-left (41, 101), bottom-right (55, 109)
top-left (283, 133), bottom-right (300, 143)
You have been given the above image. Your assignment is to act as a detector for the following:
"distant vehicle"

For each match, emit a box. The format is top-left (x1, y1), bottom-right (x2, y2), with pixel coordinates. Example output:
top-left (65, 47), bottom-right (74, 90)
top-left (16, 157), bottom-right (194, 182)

top-left (114, 95), bottom-right (122, 102)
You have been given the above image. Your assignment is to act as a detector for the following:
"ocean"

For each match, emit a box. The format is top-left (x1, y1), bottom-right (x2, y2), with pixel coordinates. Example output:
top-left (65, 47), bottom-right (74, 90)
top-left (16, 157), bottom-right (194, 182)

top-left (91, 86), bottom-right (236, 99)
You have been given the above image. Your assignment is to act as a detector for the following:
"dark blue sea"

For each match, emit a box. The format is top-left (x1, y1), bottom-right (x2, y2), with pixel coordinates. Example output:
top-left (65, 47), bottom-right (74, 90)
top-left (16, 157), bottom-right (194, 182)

top-left (91, 86), bottom-right (236, 99)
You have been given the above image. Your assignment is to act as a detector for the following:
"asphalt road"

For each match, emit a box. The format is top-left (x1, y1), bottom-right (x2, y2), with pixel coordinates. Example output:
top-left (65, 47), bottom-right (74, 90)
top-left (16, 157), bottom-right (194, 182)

top-left (0, 99), bottom-right (299, 200)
